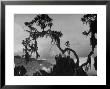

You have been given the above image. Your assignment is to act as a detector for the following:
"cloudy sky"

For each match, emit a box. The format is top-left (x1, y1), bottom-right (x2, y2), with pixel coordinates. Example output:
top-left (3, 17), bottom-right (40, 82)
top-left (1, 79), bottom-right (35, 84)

top-left (14, 14), bottom-right (97, 64)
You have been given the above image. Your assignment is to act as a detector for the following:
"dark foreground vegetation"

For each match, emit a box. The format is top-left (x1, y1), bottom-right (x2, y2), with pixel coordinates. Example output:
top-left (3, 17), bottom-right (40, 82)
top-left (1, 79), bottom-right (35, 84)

top-left (14, 54), bottom-right (87, 76)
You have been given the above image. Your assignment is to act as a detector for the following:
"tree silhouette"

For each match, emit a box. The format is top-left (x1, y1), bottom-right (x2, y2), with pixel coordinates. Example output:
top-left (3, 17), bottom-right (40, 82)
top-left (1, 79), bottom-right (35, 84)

top-left (24, 14), bottom-right (53, 60)
top-left (81, 14), bottom-right (97, 52)
top-left (81, 14), bottom-right (97, 70)
top-left (49, 54), bottom-right (81, 76)
top-left (48, 30), bottom-right (80, 67)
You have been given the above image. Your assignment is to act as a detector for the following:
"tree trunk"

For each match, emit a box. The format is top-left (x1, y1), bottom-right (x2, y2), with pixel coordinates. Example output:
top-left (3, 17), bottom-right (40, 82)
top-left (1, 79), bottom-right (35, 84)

top-left (35, 39), bottom-right (39, 60)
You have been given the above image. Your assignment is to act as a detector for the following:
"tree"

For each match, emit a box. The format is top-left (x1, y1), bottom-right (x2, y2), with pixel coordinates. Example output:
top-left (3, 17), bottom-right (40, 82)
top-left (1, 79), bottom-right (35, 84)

top-left (81, 14), bottom-right (97, 52)
top-left (48, 30), bottom-right (80, 67)
top-left (81, 14), bottom-right (97, 70)
top-left (24, 14), bottom-right (53, 60)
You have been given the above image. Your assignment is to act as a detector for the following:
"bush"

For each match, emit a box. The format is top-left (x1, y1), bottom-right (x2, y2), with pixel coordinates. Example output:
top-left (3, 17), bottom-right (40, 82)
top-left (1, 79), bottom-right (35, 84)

top-left (14, 65), bottom-right (27, 76)
top-left (49, 54), bottom-right (76, 76)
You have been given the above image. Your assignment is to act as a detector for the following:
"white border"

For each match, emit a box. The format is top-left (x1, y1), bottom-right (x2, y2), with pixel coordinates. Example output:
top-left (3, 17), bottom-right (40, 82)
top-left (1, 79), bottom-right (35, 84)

top-left (5, 5), bottom-right (106, 85)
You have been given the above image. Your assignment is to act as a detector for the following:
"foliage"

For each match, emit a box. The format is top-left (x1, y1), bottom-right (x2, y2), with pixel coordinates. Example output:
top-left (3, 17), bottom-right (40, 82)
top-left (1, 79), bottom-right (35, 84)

top-left (25, 14), bottom-right (53, 30)
top-left (81, 14), bottom-right (97, 71)
top-left (81, 14), bottom-right (97, 52)
top-left (50, 54), bottom-right (76, 76)
top-left (22, 14), bottom-right (64, 61)
top-left (22, 14), bottom-right (53, 60)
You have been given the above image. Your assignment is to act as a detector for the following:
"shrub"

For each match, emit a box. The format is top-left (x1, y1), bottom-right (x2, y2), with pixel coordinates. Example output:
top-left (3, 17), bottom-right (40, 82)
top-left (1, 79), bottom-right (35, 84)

top-left (14, 65), bottom-right (27, 76)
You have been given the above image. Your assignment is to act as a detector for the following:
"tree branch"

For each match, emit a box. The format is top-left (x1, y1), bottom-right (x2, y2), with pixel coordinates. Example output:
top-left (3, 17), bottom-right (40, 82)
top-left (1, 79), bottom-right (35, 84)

top-left (56, 44), bottom-right (79, 67)
top-left (79, 51), bottom-right (93, 68)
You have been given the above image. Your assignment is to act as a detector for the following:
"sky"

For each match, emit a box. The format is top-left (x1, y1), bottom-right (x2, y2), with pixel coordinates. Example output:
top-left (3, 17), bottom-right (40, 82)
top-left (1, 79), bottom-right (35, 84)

top-left (14, 14), bottom-right (97, 64)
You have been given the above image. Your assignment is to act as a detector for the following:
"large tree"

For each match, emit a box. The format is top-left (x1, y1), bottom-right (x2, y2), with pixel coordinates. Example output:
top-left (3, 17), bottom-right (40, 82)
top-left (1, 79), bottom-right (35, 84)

top-left (23, 14), bottom-right (53, 60)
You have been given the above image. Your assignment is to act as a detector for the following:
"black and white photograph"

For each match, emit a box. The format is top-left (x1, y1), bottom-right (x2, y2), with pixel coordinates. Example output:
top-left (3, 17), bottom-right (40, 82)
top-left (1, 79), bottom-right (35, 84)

top-left (2, 1), bottom-right (107, 85)
top-left (14, 14), bottom-right (97, 76)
